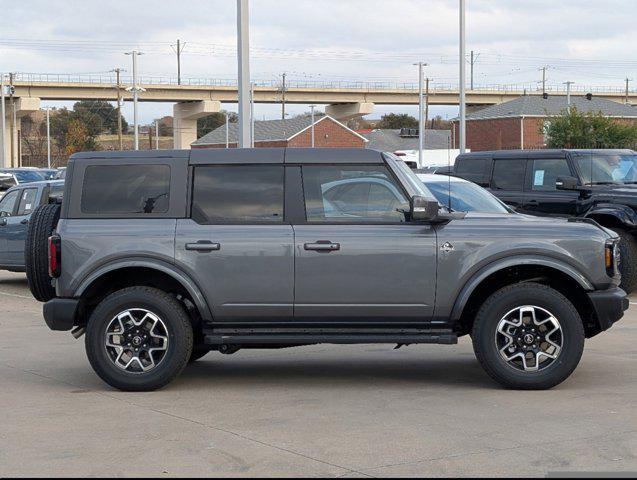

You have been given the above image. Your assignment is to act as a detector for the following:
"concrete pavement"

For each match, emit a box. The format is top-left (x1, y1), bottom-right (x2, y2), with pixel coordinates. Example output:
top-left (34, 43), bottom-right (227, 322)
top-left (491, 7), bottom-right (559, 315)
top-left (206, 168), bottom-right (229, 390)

top-left (0, 270), bottom-right (635, 477)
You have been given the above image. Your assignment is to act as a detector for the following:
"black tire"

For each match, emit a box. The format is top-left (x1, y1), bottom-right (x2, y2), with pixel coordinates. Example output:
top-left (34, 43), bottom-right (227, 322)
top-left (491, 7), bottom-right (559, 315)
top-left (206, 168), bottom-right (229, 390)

top-left (25, 203), bottom-right (60, 302)
top-left (613, 228), bottom-right (637, 294)
top-left (85, 287), bottom-right (193, 392)
top-left (188, 345), bottom-right (211, 363)
top-left (472, 283), bottom-right (585, 390)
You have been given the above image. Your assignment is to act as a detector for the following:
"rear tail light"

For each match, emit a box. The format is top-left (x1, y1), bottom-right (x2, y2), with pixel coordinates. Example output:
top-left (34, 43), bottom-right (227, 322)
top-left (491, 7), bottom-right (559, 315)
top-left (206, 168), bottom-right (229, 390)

top-left (48, 235), bottom-right (61, 278)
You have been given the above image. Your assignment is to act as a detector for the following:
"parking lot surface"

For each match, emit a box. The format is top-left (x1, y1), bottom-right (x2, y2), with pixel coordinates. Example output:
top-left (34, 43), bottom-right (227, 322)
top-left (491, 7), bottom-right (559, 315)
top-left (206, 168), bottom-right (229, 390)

top-left (0, 270), bottom-right (636, 477)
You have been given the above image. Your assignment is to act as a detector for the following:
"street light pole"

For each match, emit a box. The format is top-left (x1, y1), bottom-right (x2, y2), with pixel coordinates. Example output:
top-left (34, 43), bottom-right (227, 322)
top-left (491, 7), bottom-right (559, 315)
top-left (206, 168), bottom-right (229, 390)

top-left (225, 111), bottom-right (229, 148)
top-left (250, 82), bottom-right (255, 147)
top-left (0, 73), bottom-right (5, 168)
top-left (414, 62), bottom-right (428, 168)
top-left (46, 107), bottom-right (51, 168)
top-left (125, 50), bottom-right (143, 150)
top-left (459, 0), bottom-right (466, 154)
top-left (155, 119), bottom-right (159, 150)
top-left (237, 0), bottom-right (251, 148)
top-left (564, 81), bottom-right (574, 113)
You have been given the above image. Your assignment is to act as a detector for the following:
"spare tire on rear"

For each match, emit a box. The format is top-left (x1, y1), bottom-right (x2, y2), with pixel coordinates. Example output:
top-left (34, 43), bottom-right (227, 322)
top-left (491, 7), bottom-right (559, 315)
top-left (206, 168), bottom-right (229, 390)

top-left (25, 203), bottom-right (61, 302)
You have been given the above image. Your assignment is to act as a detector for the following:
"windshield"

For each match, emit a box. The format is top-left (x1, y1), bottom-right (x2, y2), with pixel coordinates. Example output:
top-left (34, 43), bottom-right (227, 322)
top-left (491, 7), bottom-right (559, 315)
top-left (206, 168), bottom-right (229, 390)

top-left (424, 180), bottom-right (510, 214)
top-left (574, 153), bottom-right (637, 185)
top-left (0, 170), bottom-right (46, 183)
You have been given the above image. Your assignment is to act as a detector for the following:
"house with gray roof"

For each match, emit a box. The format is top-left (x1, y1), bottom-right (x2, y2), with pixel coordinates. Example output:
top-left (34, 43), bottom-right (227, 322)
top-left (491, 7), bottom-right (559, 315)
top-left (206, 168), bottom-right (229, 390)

top-left (192, 114), bottom-right (367, 149)
top-left (361, 129), bottom-right (452, 152)
top-left (451, 94), bottom-right (637, 151)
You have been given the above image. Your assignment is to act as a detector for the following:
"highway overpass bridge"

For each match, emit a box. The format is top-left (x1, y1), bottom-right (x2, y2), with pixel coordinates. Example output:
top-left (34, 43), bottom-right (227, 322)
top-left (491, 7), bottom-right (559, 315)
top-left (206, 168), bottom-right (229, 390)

top-left (2, 73), bottom-right (636, 165)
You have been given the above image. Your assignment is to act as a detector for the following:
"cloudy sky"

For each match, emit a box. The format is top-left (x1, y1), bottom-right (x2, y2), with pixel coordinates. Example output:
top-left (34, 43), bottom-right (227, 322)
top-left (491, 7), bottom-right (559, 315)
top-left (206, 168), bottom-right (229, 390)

top-left (1, 0), bottom-right (636, 124)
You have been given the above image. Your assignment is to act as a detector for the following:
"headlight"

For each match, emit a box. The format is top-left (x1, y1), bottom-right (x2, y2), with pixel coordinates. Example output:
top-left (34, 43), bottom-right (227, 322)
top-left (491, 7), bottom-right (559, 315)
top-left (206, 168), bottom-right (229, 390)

top-left (605, 239), bottom-right (620, 277)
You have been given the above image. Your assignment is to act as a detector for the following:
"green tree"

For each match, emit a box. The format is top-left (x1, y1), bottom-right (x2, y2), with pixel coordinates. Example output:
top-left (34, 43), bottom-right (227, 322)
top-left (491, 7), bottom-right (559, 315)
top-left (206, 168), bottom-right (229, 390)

top-left (72, 100), bottom-right (128, 136)
top-left (65, 119), bottom-right (100, 155)
top-left (376, 113), bottom-right (418, 129)
top-left (197, 111), bottom-right (239, 137)
top-left (543, 108), bottom-right (637, 149)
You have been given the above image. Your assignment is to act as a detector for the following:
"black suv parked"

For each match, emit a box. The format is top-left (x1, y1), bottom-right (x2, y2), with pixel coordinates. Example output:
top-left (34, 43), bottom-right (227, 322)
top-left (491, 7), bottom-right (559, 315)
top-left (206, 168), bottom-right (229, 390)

top-left (453, 149), bottom-right (637, 292)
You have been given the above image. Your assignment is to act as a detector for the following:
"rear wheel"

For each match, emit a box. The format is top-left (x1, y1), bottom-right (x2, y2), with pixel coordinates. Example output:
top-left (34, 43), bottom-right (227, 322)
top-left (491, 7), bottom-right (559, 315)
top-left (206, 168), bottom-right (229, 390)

top-left (472, 283), bottom-right (585, 390)
top-left (85, 287), bottom-right (193, 391)
top-left (25, 203), bottom-right (60, 302)
top-left (613, 228), bottom-right (637, 294)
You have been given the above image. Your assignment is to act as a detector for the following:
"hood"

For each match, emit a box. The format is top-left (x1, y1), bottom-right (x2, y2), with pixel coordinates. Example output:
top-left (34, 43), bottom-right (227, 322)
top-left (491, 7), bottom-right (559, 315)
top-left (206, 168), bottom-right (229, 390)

top-left (462, 211), bottom-right (616, 239)
top-left (591, 184), bottom-right (637, 208)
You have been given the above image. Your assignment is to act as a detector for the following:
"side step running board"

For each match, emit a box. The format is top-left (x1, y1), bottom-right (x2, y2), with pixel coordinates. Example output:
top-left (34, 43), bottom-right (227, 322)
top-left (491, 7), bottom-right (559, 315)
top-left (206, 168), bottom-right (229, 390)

top-left (205, 333), bottom-right (458, 346)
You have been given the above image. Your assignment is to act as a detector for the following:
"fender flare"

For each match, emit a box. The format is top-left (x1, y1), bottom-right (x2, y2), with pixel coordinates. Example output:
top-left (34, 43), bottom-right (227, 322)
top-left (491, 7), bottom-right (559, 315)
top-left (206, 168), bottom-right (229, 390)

top-left (585, 203), bottom-right (637, 229)
top-left (450, 255), bottom-right (594, 321)
top-left (75, 258), bottom-right (213, 322)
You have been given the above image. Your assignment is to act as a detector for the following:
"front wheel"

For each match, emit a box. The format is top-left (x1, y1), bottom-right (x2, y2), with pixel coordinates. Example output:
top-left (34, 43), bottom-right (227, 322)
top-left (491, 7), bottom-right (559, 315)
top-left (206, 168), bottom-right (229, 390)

top-left (472, 283), bottom-right (585, 390)
top-left (85, 287), bottom-right (193, 391)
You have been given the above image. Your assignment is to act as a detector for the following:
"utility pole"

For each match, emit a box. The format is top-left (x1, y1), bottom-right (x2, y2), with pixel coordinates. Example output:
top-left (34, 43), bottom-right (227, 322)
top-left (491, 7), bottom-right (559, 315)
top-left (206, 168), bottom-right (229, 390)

top-left (155, 119), bottom-right (159, 149)
top-left (112, 68), bottom-right (124, 150)
top-left (541, 66), bottom-right (548, 95)
top-left (469, 50), bottom-right (480, 90)
top-left (459, 0), bottom-right (466, 153)
top-left (125, 51), bottom-right (144, 150)
top-left (10, 73), bottom-right (17, 167)
top-left (237, 0), bottom-right (251, 148)
top-left (425, 77), bottom-right (430, 132)
top-left (281, 72), bottom-right (286, 120)
top-left (564, 81), bottom-right (574, 113)
top-left (626, 78), bottom-right (632, 105)
top-left (172, 39), bottom-right (186, 85)
top-left (46, 107), bottom-right (51, 168)
top-left (310, 105), bottom-right (316, 148)
top-left (0, 73), bottom-right (5, 168)
top-left (414, 62), bottom-right (428, 167)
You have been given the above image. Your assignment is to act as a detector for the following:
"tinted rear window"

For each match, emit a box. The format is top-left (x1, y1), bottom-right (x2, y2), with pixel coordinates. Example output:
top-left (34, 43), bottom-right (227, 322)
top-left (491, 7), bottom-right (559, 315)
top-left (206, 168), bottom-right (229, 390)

top-left (191, 165), bottom-right (284, 223)
top-left (81, 165), bottom-right (170, 214)
top-left (492, 159), bottom-right (526, 191)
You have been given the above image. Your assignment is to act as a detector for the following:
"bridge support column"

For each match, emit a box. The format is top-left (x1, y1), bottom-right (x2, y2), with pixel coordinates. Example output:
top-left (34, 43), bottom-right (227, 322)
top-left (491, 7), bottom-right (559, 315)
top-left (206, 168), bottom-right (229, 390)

top-left (325, 102), bottom-right (374, 122)
top-left (173, 100), bottom-right (221, 149)
top-left (2, 97), bottom-right (40, 168)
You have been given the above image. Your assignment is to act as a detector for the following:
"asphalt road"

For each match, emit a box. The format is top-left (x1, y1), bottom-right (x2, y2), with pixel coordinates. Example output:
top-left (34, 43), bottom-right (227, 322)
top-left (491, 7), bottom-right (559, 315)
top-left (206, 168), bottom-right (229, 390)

top-left (0, 270), bottom-right (636, 477)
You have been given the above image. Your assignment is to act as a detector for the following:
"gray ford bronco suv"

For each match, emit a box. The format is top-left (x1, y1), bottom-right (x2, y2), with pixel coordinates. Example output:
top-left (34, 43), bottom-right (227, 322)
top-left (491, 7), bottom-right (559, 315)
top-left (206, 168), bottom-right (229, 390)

top-left (26, 148), bottom-right (628, 391)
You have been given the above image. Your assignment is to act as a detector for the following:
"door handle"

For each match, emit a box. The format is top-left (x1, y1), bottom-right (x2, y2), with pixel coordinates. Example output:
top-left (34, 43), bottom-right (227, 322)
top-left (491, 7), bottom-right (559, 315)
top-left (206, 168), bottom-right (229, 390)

top-left (526, 200), bottom-right (539, 207)
top-left (304, 241), bottom-right (340, 252)
top-left (185, 241), bottom-right (220, 252)
top-left (20, 219), bottom-right (29, 225)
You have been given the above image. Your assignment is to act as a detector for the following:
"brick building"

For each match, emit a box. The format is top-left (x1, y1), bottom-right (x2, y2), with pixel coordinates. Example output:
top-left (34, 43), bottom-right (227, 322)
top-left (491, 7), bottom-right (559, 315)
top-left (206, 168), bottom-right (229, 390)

top-left (192, 114), bottom-right (367, 149)
top-left (452, 95), bottom-right (637, 152)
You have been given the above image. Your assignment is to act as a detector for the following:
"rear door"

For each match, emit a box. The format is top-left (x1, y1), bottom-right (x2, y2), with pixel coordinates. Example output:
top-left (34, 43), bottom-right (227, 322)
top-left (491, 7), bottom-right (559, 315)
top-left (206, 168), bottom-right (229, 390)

top-left (0, 189), bottom-right (20, 265)
top-left (489, 157), bottom-right (527, 210)
top-left (521, 157), bottom-right (579, 217)
top-left (5, 187), bottom-right (38, 265)
top-left (175, 161), bottom-right (294, 323)
top-left (292, 161), bottom-right (437, 324)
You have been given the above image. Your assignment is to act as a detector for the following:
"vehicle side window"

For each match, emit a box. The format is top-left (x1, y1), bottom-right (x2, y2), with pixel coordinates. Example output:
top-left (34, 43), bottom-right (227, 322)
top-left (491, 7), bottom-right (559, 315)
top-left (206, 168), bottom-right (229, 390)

top-left (16, 188), bottom-right (37, 216)
top-left (455, 158), bottom-right (490, 185)
top-left (81, 165), bottom-right (170, 215)
top-left (191, 165), bottom-right (284, 224)
top-left (0, 190), bottom-right (20, 217)
top-left (530, 159), bottom-right (572, 191)
top-left (302, 165), bottom-right (408, 223)
top-left (492, 159), bottom-right (526, 191)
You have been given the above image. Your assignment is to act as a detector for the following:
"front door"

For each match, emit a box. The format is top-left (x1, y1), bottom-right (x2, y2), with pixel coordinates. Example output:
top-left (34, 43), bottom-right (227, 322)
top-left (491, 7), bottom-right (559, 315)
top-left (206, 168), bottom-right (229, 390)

top-left (5, 188), bottom-right (38, 265)
top-left (521, 158), bottom-right (579, 217)
top-left (175, 164), bottom-right (294, 323)
top-left (0, 189), bottom-right (21, 266)
top-left (293, 164), bottom-right (437, 324)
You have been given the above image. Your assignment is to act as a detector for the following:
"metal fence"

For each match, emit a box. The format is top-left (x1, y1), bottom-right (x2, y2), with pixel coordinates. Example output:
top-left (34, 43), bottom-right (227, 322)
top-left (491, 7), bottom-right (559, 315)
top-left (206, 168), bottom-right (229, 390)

top-left (7, 72), bottom-right (633, 95)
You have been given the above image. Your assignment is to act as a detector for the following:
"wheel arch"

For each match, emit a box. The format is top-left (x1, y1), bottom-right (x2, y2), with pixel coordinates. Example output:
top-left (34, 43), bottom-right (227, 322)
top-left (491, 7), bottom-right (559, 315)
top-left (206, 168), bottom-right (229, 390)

top-left (75, 260), bottom-right (213, 326)
top-left (585, 204), bottom-right (637, 230)
top-left (451, 257), bottom-right (602, 338)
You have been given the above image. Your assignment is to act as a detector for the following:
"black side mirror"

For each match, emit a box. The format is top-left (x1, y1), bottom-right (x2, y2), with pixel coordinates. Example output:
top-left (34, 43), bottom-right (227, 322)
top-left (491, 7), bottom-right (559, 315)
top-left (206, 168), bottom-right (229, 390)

top-left (556, 176), bottom-right (579, 190)
top-left (410, 196), bottom-right (440, 222)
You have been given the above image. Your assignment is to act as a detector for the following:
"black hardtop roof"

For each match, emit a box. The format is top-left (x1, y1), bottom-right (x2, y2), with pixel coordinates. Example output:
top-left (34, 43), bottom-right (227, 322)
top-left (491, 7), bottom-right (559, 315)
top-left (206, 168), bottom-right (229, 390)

top-left (71, 148), bottom-right (385, 165)
top-left (457, 148), bottom-right (636, 160)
